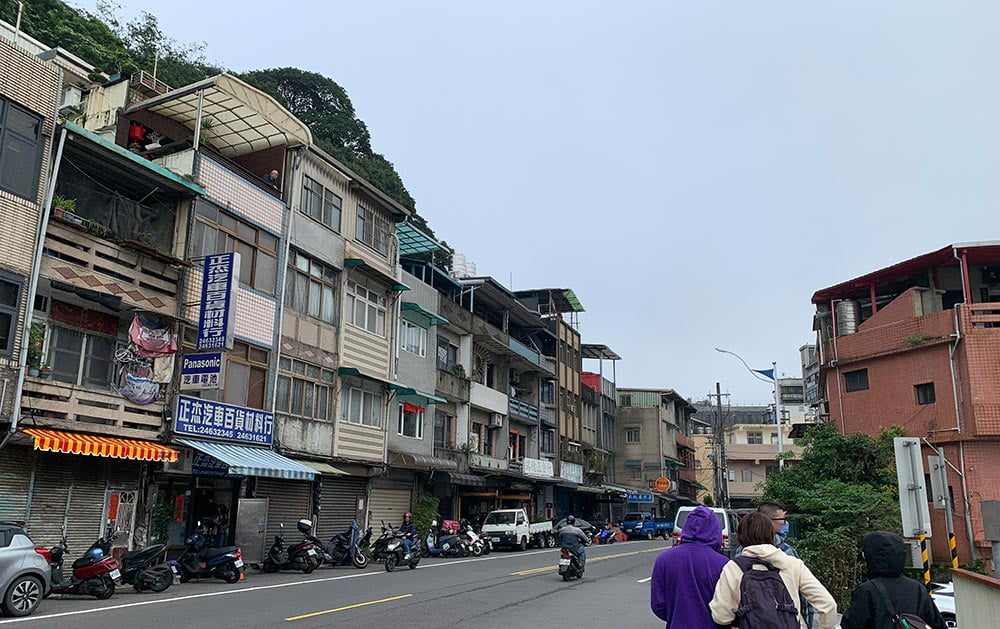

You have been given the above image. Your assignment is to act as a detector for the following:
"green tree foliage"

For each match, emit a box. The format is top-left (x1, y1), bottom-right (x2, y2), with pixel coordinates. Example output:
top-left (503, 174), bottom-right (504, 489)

top-left (758, 422), bottom-right (905, 608)
top-left (411, 494), bottom-right (440, 539)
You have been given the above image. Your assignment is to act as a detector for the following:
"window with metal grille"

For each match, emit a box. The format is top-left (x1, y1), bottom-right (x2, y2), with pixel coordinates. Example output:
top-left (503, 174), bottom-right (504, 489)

top-left (301, 175), bottom-right (342, 231)
top-left (355, 203), bottom-right (391, 255)
top-left (0, 273), bottom-right (22, 356)
top-left (285, 250), bottom-right (338, 324)
top-left (276, 358), bottom-right (336, 422)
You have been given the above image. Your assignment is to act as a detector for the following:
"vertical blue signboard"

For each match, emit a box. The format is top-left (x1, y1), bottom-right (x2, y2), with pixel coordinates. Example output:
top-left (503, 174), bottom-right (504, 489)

top-left (196, 252), bottom-right (240, 351)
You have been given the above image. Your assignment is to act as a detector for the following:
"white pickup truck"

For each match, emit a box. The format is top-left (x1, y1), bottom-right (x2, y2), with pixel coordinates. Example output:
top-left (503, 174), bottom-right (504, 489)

top-left (481, 508), bottom-right (555, 550)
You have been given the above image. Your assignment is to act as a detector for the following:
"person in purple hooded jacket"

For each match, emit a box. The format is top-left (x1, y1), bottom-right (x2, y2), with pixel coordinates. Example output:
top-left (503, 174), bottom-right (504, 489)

top-left (650, 506), bottom-right (729, 629)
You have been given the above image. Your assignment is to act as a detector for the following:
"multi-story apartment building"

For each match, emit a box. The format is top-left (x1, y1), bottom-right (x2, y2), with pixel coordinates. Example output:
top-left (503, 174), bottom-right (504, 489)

top-left (812, 242), bottom-right (1000, 564)
top-left (615, 388), bottom-right (698, 516)
top-left (800, 344), bottom-right (820, 407)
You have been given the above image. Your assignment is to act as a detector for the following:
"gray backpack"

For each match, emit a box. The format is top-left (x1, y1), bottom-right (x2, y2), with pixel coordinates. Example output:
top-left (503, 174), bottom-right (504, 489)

top-left (734, 556), bottom-right (800, 629)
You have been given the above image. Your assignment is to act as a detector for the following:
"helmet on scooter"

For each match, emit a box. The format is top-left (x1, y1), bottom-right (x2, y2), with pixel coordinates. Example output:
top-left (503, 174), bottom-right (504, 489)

top-left (566, 515), bottom-right (576, 525)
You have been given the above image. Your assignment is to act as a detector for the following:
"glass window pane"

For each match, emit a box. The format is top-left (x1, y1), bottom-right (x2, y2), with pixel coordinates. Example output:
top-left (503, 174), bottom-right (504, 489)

top-left (83, 336), bottom-right (114, 388)
top-left (258, 231), bottom-right (278, 252)
top-left (50, 327), bottom-right (83, 384)
top-left (219, 212), bottom-right (237, 233)
top-left (317, 385), bottom-right (329, 420)
top-left (308, 280), bottom-right (321, 317)
top-left (0, 133), bottom-right (38, 198)
top-left (322, 286), bottom-right (335, 323)
top-left (376, 309), bottom-right (386, 336)
top-left (294, 273), bottom-right (308, 313)
top-left (292, 360), bottom-right (306, 375)
top-left (276, 376), bottom-right (291, 412)
top-left (256, 252), bottom-right (276, 294)
top-left (225, 361), bottom-right (249, 406)
top-left (303, 382), bottom-right (315, 418)
top-left (307, 364), bottom-right (321, 379)
top-left (354, 299), bottom-right (366, 328)
top-left (349, 389), bottom-right (362, 422)
top-left (366, 305), bottom-right (377, 333)
top-left (236, 241), bottom-right (254, 285)
top-left (291, 378), bottom-right (304, 415)
top-left (0, 312), bottom-right (12, 352)
top-left (6, 105), bottom-right (40, 138)
top-left (283, 271), bottom-right (294, 308)
top-left (236, 220), bottom-right (256, 243)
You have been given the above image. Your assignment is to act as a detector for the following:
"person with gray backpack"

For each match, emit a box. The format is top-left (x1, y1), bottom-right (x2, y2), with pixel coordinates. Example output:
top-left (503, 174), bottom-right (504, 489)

top-left (709, 513), bottom-right (837, 629)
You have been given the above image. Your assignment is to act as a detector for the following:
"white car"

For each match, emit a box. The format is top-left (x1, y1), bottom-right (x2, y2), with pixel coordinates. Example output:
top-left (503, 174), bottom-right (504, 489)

top-left (929, 582), bottom-right (957, 628)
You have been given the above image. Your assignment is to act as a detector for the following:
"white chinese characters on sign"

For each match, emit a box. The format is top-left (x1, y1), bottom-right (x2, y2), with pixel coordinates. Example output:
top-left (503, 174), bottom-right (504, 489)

top-left (196, 252), bottom-right (240, 351)
top-left (175, 395), bottom-right (273, 445)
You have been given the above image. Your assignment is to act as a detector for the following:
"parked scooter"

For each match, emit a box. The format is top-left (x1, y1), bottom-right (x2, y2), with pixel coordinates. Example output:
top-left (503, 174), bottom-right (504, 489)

top-left (459, 520), bottom-right (487, 557)
top-left (39, 536), bottom-right (121, 599)
top-left (422, 520), bottom-right (469, 558)
top-left (558, 547), bottom-right (584, 581)
top-left (300, 519), bottom-right (368, 569)
top-left (597, 523), bottom-right (617, 545)
top-left (262, 523), bottom-right (320, 574)
top-left (85, 536), bottom-right (174, 592)
top-left (368, 522), bottom-right (396, 565)
top-left (175, 520), bottom-right (244, 583)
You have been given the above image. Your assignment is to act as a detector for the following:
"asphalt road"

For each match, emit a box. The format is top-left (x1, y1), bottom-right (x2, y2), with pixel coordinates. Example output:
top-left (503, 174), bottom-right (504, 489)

top-left (0, 540), bottom-right (671, 628)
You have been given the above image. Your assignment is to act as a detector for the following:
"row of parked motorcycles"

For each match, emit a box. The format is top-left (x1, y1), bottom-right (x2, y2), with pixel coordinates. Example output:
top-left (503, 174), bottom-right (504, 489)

top-left (36, 518), bottom-right (244, 601)
top-left (261, 518), bottom-right (493, 575)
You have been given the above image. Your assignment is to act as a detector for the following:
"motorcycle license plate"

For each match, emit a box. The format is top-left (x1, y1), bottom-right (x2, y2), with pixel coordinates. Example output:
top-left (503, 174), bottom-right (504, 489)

top-left (491, 537), bottom-right (500, 543)
top-left (109, 569), bottom-right (122, 581)
top-left (170, 564), bottom-right (178, 574)
top-left (307, 549), bottom-right (317, 556)
top-left (559, 558), bottom-right (571, 566)
top-left (233, 559), bottom-right (244, 568)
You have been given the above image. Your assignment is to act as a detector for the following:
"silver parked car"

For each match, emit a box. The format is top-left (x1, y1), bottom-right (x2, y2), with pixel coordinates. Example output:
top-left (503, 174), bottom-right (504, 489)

top-left (1, 523), bottom-right (50, 617)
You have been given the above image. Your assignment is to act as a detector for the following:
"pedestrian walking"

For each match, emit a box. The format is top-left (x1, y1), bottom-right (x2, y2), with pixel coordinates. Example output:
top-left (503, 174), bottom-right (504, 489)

top-left (650, 505), bottom-right (729, 628)
top-left (840, 531), bottom-right (946, 629)
top-left (710, 513), bottom-right (837, 629)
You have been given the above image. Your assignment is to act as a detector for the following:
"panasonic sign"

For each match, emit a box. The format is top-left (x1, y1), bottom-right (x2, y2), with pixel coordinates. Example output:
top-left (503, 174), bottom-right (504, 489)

top-left (180, 351), bottom-right (225, 391)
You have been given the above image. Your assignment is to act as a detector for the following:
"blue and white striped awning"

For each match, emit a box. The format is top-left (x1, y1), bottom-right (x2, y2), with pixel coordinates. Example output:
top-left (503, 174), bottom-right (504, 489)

top-left (176, 438), bottom-right (317, 480)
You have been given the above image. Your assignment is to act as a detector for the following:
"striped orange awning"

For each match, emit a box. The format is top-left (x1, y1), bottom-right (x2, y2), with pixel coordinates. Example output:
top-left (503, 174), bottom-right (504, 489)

top-left (22, 429), bottom-right (178, 463)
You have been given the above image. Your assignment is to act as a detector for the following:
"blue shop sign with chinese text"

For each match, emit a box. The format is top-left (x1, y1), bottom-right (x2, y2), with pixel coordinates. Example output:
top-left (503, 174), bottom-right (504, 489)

top-left (179, 352), bottom-right (224, 390)
top-left (175, 395), bottom-right (272, 445)
top-left (196, 252), bottom-right (240, 351)
top-left (627, 492), bottom-right (654, 504)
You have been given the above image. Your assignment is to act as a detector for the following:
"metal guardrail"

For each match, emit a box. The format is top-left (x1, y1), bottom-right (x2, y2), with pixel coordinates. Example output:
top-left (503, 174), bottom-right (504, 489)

top-left (509, 398), bottom-right (539, 421)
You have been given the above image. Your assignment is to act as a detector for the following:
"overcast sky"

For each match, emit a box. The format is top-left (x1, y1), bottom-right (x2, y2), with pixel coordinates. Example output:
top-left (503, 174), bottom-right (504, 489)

top-left (93, 1), bottom-right (1000, 402)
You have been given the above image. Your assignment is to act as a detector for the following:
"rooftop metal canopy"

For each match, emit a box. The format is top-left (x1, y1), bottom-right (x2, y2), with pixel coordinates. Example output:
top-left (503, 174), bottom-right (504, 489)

top-left (397, 222), bottom-right (443, 256)
top-left (514, 288), bottom-right (586, 313)
top-left (124, 73), bottom-right (312, 157)
top-left (581, 343), bottom-right (622, 361)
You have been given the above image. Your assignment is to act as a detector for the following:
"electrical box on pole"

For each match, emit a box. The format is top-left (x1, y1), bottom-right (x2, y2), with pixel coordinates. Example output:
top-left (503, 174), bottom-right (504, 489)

top-left (894, 437), bottom-right (932, 538)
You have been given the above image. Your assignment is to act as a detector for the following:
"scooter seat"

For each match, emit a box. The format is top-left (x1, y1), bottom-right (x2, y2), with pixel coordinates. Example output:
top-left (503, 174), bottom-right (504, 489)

top-left (199, 546), bottom-right (237, 560)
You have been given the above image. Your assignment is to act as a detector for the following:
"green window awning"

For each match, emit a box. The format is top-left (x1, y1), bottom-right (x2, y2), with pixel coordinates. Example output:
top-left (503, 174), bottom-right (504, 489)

top-left (390, 385), bottom-right (447, 406)
top-left (401, 302), bottom-right (449, 326)
top-left (624, 459), bottom-right (642, 467)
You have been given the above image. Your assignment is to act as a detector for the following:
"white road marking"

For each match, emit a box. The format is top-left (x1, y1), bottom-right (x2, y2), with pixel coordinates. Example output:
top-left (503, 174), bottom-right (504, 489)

top-left (0, 540), bottom-right (666, 624)
top-left (637, 576), bottom-right (652, 583)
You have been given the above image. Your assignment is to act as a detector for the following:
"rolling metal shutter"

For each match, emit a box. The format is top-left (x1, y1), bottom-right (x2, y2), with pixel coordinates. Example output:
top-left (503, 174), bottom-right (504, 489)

top-left (64, 458), bottom-right (111, 556)
top-left (318, 475), bottom-right (368, 537)
top-left (257, 478), bottom-right (312, 545)
top-left (368, 481), bottom-right (413, 532)
top-left (0, 446), bottom-right (32, 524)
top-left (27, 452), bottom-right (76, 549)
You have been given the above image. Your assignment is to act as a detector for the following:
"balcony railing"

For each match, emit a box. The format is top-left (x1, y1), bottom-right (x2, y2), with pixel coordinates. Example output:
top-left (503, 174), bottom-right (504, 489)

top-left (470, 452), bottom-right (508, 471)
top-left (43, 221), bottom-right (180, 318)
top-left (434, 447), bottom-right (469, 473)
top-left (436, 370), bottom-right (470, 402)
top-left (470, 382), bottom-right (508, 414)
top-left (508, 337), bottom-right (541, 367)
top-left (509, 398), bottom-right (539, 422)
top-left (21, 378), bottom-right (165, 440)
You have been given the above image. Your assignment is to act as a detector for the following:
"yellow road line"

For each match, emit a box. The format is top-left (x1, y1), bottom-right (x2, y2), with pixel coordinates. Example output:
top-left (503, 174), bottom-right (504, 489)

top-left (285, 594), bottom-right (413, 621)
top-left (511, 546), bottom-right (667, 576)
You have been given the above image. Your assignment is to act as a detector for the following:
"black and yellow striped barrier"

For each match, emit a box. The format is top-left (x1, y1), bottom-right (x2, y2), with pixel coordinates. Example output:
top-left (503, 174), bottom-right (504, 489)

top-left (919, 533), bottom-right (930, 584)
top-left (948, 532), bottom-right (958, 569)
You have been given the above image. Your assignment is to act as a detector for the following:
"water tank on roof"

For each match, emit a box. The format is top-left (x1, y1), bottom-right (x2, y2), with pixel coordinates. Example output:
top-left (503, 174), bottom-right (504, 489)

top-left (835, 300), bottom-right (861, 336)
top-left (452, 253), bottom-right (467, 278)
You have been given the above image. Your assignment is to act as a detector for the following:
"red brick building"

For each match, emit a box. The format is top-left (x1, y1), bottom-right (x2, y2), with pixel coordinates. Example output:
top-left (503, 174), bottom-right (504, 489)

top-left (812, 242), bottom-right (1000, 565)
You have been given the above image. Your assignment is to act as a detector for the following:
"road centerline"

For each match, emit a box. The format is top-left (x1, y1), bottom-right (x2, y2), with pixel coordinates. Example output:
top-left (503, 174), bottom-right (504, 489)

top-left (284, 594), bottom-right (413, 621)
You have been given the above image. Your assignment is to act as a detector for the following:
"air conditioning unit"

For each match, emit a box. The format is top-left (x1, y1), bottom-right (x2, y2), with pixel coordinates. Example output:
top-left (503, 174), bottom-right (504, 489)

top-left (163, 448), bottom-right (193, 475)
top-left (490, 413), bottom-right (504, 427)
top-left (59, 86), bottom-right (83, 116)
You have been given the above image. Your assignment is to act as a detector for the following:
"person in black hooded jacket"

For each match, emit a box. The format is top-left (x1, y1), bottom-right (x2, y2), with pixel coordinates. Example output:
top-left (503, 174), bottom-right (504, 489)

top-left (841, 531), bottom-right (946, 629)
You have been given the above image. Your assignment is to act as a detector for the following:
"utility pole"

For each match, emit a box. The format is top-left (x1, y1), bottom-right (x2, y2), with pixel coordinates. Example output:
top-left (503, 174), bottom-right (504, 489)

top-left (774, 361), bottom-right (785, 468)
top-left (711, 382), bottom-right (730, 508)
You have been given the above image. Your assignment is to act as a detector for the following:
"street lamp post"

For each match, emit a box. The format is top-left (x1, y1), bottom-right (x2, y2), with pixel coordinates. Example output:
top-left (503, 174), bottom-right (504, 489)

top-left (716, 348), bottom-right (785, 469)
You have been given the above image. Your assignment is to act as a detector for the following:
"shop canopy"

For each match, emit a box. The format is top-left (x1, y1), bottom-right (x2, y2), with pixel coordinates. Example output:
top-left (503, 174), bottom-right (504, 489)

top-left (389, 451), bottom-right (458, 471)
top-left (176, 438), bottom-right (316, 480)
top-left (293, 459), bottom-right (350, 476)
top-left (22, 428), bottom-right (178, 462)
top-left (400, 302), bottom-right (449, 326)
top-left (443, 472), bottom-right (488, 488)
top-left (391, 386), bottom-right (447, 407)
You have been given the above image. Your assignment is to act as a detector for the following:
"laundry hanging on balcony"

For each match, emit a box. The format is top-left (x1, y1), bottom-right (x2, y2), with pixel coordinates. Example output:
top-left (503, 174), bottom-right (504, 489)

top-left (129, 314), bottom-right (177, 358)
top-left (117, 373), bottom-right (160, 405)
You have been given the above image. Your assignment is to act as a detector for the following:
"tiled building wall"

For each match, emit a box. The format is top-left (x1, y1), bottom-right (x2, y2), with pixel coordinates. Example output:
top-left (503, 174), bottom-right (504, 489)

top-left (185, 267), bottom-right (276, 348)
top-left (0, 38), bottom-right (61, 422)
top-left (200, 156), bottom-right (284, 234)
